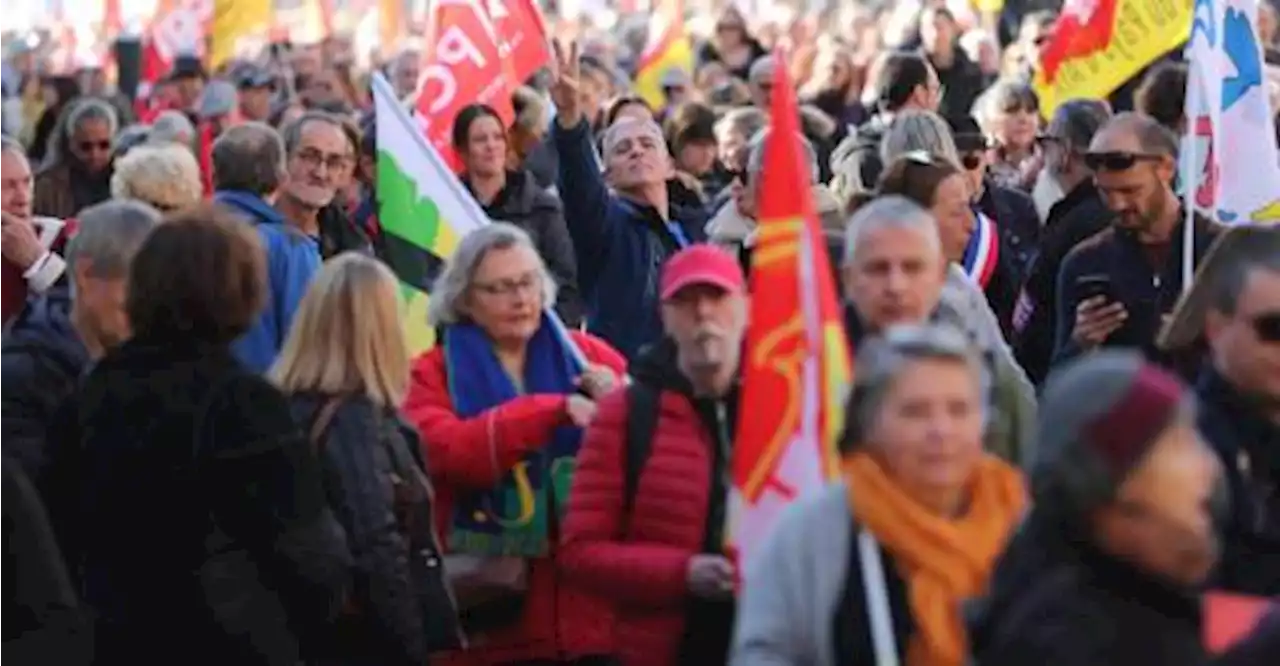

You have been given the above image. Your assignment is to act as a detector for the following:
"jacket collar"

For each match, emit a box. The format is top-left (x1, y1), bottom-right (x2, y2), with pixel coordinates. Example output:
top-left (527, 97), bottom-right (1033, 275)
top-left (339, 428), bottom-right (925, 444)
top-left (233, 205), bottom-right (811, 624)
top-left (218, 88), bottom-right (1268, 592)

top-left (1046, 179), bottom-right (1103, 226)
top-left (213, 190), bottom-right (289, 226)
top-left (1197, 366), bottom-right (1280, 470)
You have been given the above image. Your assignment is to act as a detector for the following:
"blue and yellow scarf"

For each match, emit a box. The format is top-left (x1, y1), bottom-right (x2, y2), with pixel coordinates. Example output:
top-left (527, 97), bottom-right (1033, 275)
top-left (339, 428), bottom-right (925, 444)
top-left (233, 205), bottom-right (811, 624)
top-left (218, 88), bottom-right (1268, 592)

top-left (443, 314), bottom-right (583, 557)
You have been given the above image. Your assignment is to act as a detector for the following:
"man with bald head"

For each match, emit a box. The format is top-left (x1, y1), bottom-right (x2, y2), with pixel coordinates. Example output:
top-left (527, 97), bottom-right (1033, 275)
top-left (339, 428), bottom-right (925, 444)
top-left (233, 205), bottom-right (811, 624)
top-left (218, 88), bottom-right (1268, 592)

top-left (551, 41), bottom-right (708, 359)
top-left (1051, 112), bottom-right (1220, 374)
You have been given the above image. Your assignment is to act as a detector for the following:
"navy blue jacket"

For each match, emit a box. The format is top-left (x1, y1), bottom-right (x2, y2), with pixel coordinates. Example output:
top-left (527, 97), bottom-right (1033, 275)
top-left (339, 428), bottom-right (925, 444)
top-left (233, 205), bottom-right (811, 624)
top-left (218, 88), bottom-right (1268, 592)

top-left (1052, 215), bottom-right (1218, 372)
top-left (553, 118), bottom-right (709, 359)
top-left (214, 191), bottom-right (321, 373)
top-left (0, 288), bottom-right (89, 480)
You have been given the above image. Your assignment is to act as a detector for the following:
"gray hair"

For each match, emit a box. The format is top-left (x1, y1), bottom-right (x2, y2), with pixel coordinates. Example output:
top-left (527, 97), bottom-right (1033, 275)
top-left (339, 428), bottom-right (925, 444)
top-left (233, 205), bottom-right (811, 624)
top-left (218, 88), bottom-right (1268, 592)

top-left (149, 110), bottom-right (195, 145)
top-left (211, 121), bottom-right (286, 196)
top-left (281, 110), bottom-right (347, 155)
top-left (1, 135), bottom-right (25, 160)
top-left (601, 116), bottom-right (666, 158)
top-left (426, 222), bottom-right (558, 326)
top-left (66, 97), bottom-right (119, 138)
top-left (715, 107), bottom-right (768, 144)
top-left (1046, 98), bottom-right (1112, 153)
top-left (840, 323), bottom-right (983, 452)
top-left (842, 195), bottom-right (941, 266)
top-left (748, 56), bottom-right (775, 85)
top-left (66, 200), bottom-right (162, 280)
top-left (745, 127), bottom-right (819, 185)
top-left (880, 109), bottom-right (962, 170)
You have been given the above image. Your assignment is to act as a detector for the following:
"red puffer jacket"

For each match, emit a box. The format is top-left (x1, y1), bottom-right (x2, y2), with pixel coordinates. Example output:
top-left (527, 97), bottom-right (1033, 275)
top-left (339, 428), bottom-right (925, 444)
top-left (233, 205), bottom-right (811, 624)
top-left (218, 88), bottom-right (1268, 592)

top-left (404, 330), bottom-right (627, 666)
top-left (559, 343), bottom-right (727, 666)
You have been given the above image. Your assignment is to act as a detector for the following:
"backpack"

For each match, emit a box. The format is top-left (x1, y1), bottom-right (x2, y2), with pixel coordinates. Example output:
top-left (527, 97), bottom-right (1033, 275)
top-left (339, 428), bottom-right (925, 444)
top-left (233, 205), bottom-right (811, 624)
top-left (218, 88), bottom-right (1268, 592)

top-left (622, 381), bottom-right (662, 522)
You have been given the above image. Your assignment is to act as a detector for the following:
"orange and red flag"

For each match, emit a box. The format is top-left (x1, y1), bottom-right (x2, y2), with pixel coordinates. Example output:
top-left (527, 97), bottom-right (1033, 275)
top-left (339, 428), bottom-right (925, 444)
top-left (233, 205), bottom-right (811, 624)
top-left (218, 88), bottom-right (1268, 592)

top-left (727, 50), bottom-right (853, 566)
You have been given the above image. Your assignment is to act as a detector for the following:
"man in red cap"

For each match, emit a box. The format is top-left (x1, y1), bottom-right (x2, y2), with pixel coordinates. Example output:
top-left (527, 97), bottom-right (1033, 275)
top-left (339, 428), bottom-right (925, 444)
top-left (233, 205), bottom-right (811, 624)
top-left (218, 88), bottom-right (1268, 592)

top-left (560, 244), bottom-right (749, 666)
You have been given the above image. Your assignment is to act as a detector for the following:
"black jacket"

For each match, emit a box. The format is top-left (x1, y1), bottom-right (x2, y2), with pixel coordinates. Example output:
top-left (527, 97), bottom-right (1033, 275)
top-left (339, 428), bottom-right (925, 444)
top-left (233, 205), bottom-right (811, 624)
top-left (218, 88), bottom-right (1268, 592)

top-left (931, 49), bottom-right (987, 127)
top-left (977, 180), bottom-right (1042, 284)
top-left (3, 458), bottom-right (92, 666)
top-left (467, 170), bottom-right (585, 328)
top-left (317, 199), bottom-right (375, 261)
top-left (970, 513), bottom-right (1210, 666)
top-left (0, 289), bottom-right (89, 481)
top-left (833, 522), bottom-right (913, 666)
top-left (1196, 368), bottom-right (1280, 596)
top-left (44, 337), bottom-right (352, 665)
top-left (290, 394), bottom-right (462, 663)
top-left (1013, 180), bottom-right (1112, 386)
top-left (1052, 214), bottom-right (1219, 374)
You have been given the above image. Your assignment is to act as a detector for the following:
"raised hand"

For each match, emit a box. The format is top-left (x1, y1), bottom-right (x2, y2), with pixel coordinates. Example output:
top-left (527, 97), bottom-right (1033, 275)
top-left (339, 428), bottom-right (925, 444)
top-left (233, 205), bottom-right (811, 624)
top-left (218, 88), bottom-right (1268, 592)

top-left (550, 39), bottom-right (582, 129)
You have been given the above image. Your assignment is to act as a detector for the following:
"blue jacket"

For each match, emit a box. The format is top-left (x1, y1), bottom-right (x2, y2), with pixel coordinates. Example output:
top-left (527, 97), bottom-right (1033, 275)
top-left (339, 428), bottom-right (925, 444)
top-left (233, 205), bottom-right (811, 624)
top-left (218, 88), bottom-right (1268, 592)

top-left (553, 118), bottom-right (708, 359)
top-left (214, 190), bottom-right (321, 373)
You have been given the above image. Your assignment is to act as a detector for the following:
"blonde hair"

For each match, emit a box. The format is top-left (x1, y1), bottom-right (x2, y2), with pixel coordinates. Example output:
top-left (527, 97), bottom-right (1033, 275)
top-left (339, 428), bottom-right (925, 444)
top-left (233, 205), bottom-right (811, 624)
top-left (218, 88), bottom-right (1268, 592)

top-left (270, 253), bottom-right (410, 407)
top-left (110, 142), bottom-right (203, 211)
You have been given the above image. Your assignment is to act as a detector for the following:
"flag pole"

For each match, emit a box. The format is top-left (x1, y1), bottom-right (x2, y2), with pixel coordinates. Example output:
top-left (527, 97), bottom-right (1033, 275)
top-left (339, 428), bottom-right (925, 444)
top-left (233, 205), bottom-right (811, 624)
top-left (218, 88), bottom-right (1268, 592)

top-left (1180, 43), bottom-right (1199, 295)
top-left (370, 71), bottom-right (591, 371)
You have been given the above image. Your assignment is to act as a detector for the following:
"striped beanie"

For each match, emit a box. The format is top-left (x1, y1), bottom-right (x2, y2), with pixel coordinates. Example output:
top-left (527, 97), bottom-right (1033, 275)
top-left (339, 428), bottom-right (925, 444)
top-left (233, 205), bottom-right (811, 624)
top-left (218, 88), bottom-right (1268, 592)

top-left (1032, 351), bottom-right (1190, 513)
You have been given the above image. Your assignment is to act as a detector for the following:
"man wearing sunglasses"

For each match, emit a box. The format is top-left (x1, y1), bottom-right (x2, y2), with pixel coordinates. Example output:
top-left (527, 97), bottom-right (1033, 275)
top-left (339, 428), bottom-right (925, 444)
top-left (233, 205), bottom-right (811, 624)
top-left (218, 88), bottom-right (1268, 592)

top-left (32, 98), bottom-right (117, 220)
top-left (1052, 113), bottom-right (1219, 374)
top-left (1186, 228), bottom-right (1280, 595)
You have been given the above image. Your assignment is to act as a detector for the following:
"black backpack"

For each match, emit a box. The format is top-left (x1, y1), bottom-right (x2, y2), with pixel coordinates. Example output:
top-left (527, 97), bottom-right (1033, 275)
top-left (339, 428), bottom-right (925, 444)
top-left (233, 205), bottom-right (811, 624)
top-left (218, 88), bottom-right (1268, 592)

top-left (621, 381), bottom-right (661, 522)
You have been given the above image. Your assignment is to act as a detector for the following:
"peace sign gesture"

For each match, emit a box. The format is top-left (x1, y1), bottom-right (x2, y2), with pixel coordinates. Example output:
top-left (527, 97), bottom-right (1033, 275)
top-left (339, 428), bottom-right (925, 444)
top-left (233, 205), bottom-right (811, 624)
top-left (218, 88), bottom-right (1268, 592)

top-left (551, 39), bottom-right (583, 129)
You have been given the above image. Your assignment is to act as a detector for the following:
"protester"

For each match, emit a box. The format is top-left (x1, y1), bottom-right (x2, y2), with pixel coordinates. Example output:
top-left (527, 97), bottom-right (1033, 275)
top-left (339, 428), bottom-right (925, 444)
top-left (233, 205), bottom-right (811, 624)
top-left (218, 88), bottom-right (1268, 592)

top-left (970, 352), bottom-right (1223, 666)
top-left (699, 6), bottom-right (768, 81)
top-left (275, 111), bottom-right (363, 253)
top-left (109, 142), bottom-right (203, 211)
top-left (1011, 99), bottom-right (1113, 385)
top-left (44, 205), bottom-right (351, 665)
top-left (562, 244), bottom-right (749, 666)
top-left (271, 253), bottom-right (462, 663)
top-left (149, 108), bottom-right (196, 146)
top-left (552, 41), bottom-right (709, 359)
top-left (747, 57), bottom-right (776, 108)
top-left (919, 5), bottom-right (986, 125)
top-left (1053, 113), bottom-right (1219, 374)
top-left (454, 103), bottom-right (584, 327)
top-left (972, 79), bottom-right (1042, 192)
top-left (2, 137), bottom-right (69, 325)
top-left (233, 63), bottom-right (276, 123)
top-left (734, 323), bottom-right (1025, 666)
top-left (404, 224), bottom-right (625, 666)
top-left (167, 54), bottom-right (207, 114)
top-left (2, 200), bottom-right (160, 480)
top-left (33, 97), bottom-right (117, 219)
top-left (211, 121), bottom-right (321, 372)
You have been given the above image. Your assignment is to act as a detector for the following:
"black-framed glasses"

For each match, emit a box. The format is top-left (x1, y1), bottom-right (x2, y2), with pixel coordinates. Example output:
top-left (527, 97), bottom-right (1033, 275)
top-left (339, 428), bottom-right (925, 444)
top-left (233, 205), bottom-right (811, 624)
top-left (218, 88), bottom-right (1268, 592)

top-left (1084, 151), bottom-right (1163, 172)
top-left (1252, 312), bottom-right (1280, 343)
top-left (295, 148), bottom-right (353, 172)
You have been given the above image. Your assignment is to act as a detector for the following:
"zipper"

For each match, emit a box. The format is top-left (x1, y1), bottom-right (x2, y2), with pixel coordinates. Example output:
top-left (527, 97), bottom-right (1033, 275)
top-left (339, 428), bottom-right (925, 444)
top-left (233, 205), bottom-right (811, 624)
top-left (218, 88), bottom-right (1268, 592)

top-left (713, 400), bottom-right (733, 490)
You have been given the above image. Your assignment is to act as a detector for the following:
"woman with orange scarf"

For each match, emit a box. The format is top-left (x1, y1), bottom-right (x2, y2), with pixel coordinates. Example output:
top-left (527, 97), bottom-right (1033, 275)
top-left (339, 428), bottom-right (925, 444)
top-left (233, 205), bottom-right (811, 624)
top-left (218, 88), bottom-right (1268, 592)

top-left (731, 324), bottom-right (1027, 666)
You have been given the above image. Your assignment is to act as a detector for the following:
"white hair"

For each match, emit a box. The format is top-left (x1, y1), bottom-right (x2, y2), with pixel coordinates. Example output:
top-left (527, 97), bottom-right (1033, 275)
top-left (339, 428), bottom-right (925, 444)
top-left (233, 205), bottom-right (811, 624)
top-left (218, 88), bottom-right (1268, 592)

top-left (843, 195), bottom-right (942, 266)
top-left (426, 223), bottom-right (558, 327)
top-left (880, 110), bottom-right (962, 171)
top-left (150, 110), bottom-right (196, 145)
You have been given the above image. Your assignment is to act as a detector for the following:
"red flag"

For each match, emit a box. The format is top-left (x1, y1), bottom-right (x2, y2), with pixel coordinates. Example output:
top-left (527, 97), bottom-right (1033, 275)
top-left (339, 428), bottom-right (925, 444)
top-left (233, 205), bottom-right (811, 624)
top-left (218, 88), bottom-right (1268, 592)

top-left (1039, 0), bottom-right (1120, 84)
top-left (1204, 592), bottom-right (1276, 654)
top-left (490, 0), bottom-right (551, 85)
top-left (727, 50), bottom-right (853, 564)
top-left (415, 0), bottom-right (516, 171)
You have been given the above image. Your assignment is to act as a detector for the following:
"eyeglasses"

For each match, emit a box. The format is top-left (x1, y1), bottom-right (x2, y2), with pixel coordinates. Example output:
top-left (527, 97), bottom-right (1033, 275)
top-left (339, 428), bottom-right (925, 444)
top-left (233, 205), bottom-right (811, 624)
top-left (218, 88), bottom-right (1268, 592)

top-left (295, 148), bottom-right (353, 172)
top-left (473, 272), bottom-right (542, 299)
top-left (77, 139), bottom-right (111, 153)
top-left (1084, 151), bottom-right (1163, 172)
top-left (1252, 312), bottom-right (1280, 343)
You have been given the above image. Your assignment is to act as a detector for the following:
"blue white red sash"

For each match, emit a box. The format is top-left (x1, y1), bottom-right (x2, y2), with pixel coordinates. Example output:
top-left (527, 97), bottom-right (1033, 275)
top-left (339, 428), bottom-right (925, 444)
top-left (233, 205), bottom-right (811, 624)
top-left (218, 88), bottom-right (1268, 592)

top-left (961, 210), bottom-right (1000, 288)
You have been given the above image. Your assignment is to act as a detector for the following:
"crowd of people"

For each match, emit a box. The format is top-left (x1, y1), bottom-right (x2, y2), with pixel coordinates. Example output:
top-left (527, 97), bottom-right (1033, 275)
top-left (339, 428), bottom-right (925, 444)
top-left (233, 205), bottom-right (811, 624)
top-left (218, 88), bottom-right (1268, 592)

top-left (2, 1), bottom-right (1279, 666)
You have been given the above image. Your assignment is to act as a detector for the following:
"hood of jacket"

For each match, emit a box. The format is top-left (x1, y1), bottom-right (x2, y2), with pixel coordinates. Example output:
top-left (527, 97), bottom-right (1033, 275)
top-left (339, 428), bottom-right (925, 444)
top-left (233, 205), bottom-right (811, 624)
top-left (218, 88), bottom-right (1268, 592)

top-left (706, 185), bottom-right (845, 246)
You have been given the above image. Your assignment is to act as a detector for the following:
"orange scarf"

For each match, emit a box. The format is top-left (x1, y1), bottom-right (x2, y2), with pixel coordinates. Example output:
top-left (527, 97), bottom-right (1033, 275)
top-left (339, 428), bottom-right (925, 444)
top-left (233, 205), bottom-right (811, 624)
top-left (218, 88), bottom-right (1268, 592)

top-left (842, 452), bottom-right (1026, 666)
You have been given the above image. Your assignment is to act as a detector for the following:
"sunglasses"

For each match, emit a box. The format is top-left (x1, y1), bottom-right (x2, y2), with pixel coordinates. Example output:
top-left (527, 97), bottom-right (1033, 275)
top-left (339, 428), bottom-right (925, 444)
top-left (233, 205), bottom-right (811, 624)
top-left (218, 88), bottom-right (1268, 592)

top-left (77, 139), bottom-right (111, 152)
top-left (1084, 151), bottom-right (1163, 172)
top-left (1253, 312), bottom-right (1280, 343)
top-left (961, 152), bottom-right (984, 170)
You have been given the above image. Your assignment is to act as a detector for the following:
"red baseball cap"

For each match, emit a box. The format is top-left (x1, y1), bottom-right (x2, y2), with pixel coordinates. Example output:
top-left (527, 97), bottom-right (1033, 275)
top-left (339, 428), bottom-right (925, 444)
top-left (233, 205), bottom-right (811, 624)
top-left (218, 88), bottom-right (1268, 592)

top-left (659, 244), bottom-right (746, 301)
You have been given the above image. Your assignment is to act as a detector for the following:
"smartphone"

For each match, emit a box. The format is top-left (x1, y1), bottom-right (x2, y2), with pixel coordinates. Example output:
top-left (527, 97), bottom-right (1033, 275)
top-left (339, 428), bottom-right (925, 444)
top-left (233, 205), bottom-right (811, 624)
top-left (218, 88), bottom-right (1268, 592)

top-left (1076, 274), bottom-right (1115, 303)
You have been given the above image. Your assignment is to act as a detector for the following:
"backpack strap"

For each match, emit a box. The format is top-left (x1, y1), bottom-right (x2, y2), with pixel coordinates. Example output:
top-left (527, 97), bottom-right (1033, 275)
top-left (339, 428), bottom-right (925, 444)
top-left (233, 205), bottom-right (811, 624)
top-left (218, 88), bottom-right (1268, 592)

top-left (308, 396), bottom-right (346, 450)
top-left (622, 381), bottom-right (660, 524)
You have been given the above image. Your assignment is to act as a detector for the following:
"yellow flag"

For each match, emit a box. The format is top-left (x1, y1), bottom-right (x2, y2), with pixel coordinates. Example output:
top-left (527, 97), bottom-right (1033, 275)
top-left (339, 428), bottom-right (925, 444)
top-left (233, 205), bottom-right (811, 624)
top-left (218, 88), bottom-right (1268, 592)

top-left (634, 0), bottom-right (694, 110)
top-left (210, 0), bottom-right (273, 69)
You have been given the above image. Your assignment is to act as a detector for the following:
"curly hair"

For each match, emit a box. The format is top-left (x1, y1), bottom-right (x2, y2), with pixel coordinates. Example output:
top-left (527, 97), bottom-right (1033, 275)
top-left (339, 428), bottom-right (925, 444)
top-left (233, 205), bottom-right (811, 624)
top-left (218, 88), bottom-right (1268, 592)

top-left (110, 142), bottom-right (204, 212)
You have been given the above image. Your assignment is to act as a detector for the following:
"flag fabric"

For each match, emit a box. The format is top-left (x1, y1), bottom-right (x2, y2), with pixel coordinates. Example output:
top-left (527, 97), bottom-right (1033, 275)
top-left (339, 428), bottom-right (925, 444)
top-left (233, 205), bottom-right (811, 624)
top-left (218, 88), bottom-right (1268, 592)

top-left (491, 0), bottom-right (552, 87)
top-left (416, 0), bottom-right (520, 170)
top-left (1033, 0), bottom-right (1193, 118)
top-left (634, 0), bottom-right (695, 110)
top-left (139, 0), bottom-right (208, 100)
top-left (1183, 0), bottom-right (1280, 224)
top-left (380, 0), bottom-right (406, 48)
top-left (375, 73), bottom-right (486, 354)
top-left (210, 0), bottom-right (272, 69)
top-left (727, 51), bottom-right (854, 567)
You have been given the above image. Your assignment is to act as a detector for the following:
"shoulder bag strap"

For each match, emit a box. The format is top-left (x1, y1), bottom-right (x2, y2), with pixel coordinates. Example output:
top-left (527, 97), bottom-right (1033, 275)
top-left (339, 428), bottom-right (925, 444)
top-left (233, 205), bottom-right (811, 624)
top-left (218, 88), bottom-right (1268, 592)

top-left (857, 527), bottom-right (901, 666)
top-left (308, 396), bottom-right (346, 450)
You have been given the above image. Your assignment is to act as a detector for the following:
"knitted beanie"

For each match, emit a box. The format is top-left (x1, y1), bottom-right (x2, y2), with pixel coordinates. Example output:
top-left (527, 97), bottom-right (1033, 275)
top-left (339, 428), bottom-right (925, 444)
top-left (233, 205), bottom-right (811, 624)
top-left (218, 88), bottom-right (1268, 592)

top-left (1032, 350), bottom-right (1189, 513)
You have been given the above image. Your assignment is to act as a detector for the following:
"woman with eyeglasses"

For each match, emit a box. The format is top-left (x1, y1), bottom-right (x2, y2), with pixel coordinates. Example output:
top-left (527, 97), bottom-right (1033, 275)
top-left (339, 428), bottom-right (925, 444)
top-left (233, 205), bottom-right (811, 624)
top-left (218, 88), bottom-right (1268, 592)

top-left (733, 324), bottom-right (1026, 666)
top-left (403, 223), bottom-right (626, 666)
top-left (453, 103), bottom-right (585, 328)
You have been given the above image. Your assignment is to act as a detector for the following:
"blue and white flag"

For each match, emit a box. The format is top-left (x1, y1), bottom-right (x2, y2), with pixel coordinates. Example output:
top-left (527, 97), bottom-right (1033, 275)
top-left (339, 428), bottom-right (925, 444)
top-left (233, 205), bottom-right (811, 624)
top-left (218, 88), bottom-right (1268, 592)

top-left (1183, 0), bottom-right (1280, 224)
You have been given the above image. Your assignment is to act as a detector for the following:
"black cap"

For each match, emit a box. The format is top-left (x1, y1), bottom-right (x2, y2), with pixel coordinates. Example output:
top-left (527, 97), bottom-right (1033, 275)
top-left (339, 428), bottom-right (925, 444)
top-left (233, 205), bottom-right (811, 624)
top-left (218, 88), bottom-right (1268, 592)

top-left (947, 115), bottom-right (988, 152)
top-left (168, 54), bottom-right (207, 82)
top-left (232, 63), bottom-right (274, 90)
